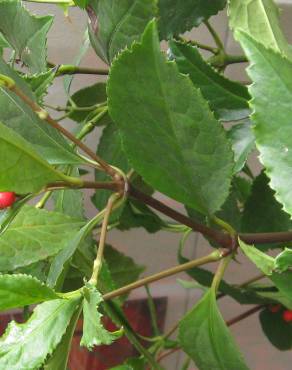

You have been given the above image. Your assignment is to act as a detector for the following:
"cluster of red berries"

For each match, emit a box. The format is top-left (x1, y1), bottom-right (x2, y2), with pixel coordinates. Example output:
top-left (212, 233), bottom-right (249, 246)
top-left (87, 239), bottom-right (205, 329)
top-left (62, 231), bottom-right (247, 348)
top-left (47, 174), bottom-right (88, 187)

top-left (269, 304), bottom-right (292, 322)
top-left (0, 192), bottom-right (16, 209)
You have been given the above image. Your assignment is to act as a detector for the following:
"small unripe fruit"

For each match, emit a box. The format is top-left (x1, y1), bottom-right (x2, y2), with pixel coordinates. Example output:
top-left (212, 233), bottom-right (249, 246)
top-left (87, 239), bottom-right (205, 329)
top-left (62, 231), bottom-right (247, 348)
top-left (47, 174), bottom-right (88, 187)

top-left (0, 192), bottom-right (16, 209)
top-left (282, 310), bottom-right (292, 322)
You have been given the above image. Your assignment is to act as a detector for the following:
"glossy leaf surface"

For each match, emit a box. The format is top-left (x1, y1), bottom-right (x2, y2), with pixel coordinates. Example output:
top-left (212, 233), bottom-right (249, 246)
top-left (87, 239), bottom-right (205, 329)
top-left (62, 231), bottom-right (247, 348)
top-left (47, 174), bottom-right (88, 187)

top-left (179, 289), bottom-right (249, 369)
top-left (108, 21), bottom-right (233, 215)
top-left (0, 205), bottom-right (83, 271)
top-left (237, 31), bottom-right (292, 216)
top-left (170, 40), bottom-right (250, 121)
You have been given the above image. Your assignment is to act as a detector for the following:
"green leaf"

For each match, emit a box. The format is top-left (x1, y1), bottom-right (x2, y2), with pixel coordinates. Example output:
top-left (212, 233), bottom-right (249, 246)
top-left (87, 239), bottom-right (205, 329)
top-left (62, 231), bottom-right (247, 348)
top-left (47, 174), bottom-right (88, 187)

top-left (0, 274), bottom-right (59, 311)
top-left (259, 308), bottom-right (292, 351)
top-left (53, 168), bottom-right (84, 220)
top-left (159, 0), bottom-right (226, 39)
top-left (236, 31), bottom-right (292, 216)
top-left (228, 0), bottom-right (292, 59)
top-left (227, 120), bottom-right (255, 173)
top-left (81, 283), bottom-right (115, 350)
top-left (257, 290), bottom-right (292, 310)
top-left (241, 173), bottom-right (292, 238)
top-left (88, 0), bottom-right (157, 64)
top-left (93, 121), bottom-right (130, 215)
top-left (111, 358), bottom-right (146, 370)
top-left (104, 245), bottom-right (145, 289)
top-left (178, 237), bottom-right (265, 305)
top-left (275, 248), bottom-right (292, 273)
top-left (169, 40), bottom-right (250, 121)
top-left (68, 82), bottom-right (110, 125)
top-left (0, 0), bottom-right (53, 73)
top-left (239, 239), bottom-right (292, 303)
top-left (44, 304), bottom-right (82, 370)
top-left (53, 187), bottom-right (84, 220)
top-left (24, 69), bottom-right (56, 103)
top-left (0, 122), bottom-right (75, 194)
top-left (47, 213), bottom-right (102, 289)
top-left (74, 0), bottom-right (89, 9)
top-left (0, 58), bottom-right (82, 165)
top-left (179, 289), bottom-right (249, 370)
top-left (0, 33), bottom-right (9, 56)
top-left (118, 200), bottom-right (163, 233)
top-left (0, 205), bottom-right (84, 272)
top-left (63, 29), bottom-right (90, 95)
top-left (0, 297), bottom-right (81, 370)
top-left (108, 21), bottom-right (234, 215)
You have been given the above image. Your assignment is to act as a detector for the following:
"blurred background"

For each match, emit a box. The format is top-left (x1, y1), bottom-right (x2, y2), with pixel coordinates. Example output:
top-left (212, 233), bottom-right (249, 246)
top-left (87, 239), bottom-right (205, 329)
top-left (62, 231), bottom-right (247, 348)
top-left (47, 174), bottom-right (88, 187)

top-left (13, 1), bottom-right (292, 368)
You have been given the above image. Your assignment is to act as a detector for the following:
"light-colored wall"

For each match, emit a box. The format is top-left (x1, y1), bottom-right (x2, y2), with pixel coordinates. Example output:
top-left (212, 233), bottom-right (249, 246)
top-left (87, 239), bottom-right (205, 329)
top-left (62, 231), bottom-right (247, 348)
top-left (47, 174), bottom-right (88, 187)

top-left (25, 2), bottom-right (292, 369)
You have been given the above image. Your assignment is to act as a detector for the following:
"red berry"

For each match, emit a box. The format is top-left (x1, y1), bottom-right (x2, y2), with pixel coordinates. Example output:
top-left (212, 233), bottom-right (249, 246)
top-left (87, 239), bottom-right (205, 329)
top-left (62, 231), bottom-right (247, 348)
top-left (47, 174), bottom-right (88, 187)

top-left (282, 310), bottom-right (292, 322)
top-left (269, 304), bottom-right (281, 313)
top-left (0, 192), bottom-right (16, 209)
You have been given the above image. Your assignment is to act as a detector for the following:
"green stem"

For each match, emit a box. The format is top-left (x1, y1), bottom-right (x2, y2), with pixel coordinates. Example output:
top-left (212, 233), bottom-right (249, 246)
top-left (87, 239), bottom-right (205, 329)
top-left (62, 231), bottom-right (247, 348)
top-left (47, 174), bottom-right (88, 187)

top-left (35, 191), bottom-right (53, 209)
top-left (145, 285), bottom-right (160, 337)
top-left (103, 250), bottom-right (224, 301)
top-left (175, 36), bottom-right (217, 54)
top-left (211, 215), bottom-right (236, 237)
top-left (224, 54), bottom-right (248, 65)
top-left (89, 193), bottom-right (123, 286)
top-left (75, 108), bottom-right (108, 141)
top-left (104, 301), bottom-right (163, 369)
top-left (161, 223), bottom-right (190, 233)
top-left (23, 0), bottom-right (73, 3)
top-left (211, 255), bottom-right (232, 293)
top-left (209, 53), bottom-right (248, 68)
top-left (204, 20), bottom-right (224, 51)
top-left (56, 64), bottom-right (109, 76)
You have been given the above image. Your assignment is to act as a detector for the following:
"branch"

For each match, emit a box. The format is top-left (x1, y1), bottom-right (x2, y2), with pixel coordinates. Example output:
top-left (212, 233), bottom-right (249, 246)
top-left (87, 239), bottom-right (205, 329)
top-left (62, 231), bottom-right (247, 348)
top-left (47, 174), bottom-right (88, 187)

top-left (0, 75), bottom-right (117, 179)
top-left (103, 249), bottom-right (225, 301)
top-left (226, 305), bottom-right (263, 327)
top-left (128, 185), bottom-right (232, 248)
top-left (129, 185), bottom-right (292, 248)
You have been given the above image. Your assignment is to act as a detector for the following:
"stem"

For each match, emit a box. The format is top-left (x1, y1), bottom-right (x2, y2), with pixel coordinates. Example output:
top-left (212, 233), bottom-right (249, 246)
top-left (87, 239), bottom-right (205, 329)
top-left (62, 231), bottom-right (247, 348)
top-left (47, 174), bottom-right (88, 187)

top-left (212, 255), bottom-right (232, 293)
top-left (103, 250), bottom-right (224, 301)
top-left (175, 36), bottom-right (217, 54)
top-left (128, 185), bottom-right (231, 248)
top-left (104, 301), bottom-right (162, 369)
top-left (56, 64), bottom-right (108, 76)
top-left (128, 185), bottom-right (292, 247)
top-left (145, 285), bottom-right (160, 337)
top-left (90, 193), bottom-right (121, 285)
top-left (224, 54), bottom-right (248, 65)
top-left (226, 305), bottom-right (263, 327)
top-left (46, 180), bottom-right (120, 192)
top-left (157, 347), bottom-right (180, 363)
top-left (0, 76), bottom-right (117, 178)
top-left (204, 20), bottom-right (224, 51)
top-left (209, 53), bottom-right (248, 68)
top-left (212, 215), bottom-right (236, 236)
top-left (23, 0), bottom-right (73, 4)
top-left (238, 273), bottom-right (265, 288)
top-left (35, 191), bottom-right (52, 209)
top-left (75, 108), bottom-right (108, 141)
